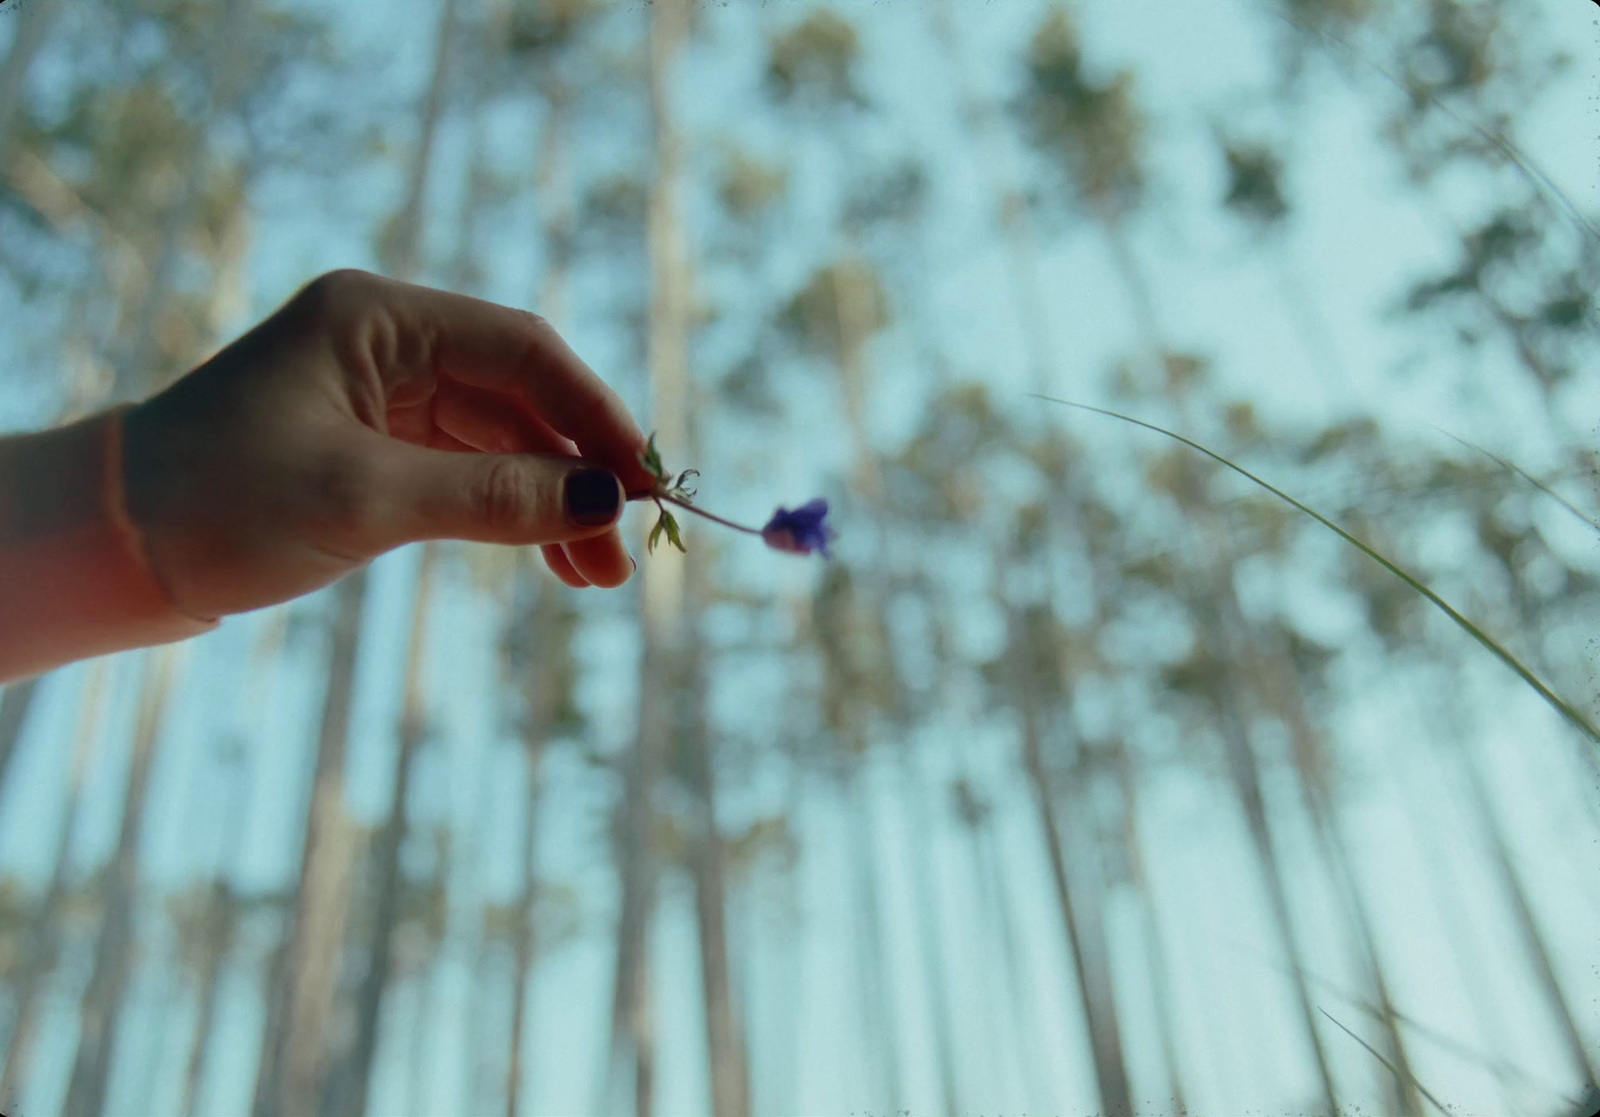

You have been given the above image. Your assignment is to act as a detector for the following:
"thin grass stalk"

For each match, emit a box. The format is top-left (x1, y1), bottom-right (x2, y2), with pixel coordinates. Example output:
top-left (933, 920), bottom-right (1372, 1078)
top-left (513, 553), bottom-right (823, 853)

top-left (1319, 1008), bottom-right (1452, 1116)
top-left (1036, 397), bottom-right (1600, 748)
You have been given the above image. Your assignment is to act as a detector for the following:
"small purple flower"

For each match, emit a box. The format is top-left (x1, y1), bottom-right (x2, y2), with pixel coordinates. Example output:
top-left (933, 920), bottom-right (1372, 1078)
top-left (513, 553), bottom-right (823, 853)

top-left (761, 498), bottom-right (835, 557)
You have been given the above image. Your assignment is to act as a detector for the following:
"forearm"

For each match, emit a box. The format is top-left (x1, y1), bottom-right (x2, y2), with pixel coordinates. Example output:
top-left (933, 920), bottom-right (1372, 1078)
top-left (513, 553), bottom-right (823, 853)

top-left (0, 407), bottom-right (216, 682)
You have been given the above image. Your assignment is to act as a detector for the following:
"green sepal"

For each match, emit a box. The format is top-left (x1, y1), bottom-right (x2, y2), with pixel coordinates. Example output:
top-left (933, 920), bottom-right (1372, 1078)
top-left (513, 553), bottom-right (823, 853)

top-left (662, 511), bottom-right (686, 553)
top-left (639, 432), bottom-right (669, 484)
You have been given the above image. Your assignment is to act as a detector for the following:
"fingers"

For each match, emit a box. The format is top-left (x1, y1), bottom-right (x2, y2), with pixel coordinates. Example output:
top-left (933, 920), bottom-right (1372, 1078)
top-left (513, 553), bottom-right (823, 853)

top-left (561, 530), bottom-right (635, 588)
top-left (361, 433), bottom-right (627, 552)
top-left (541, 543), bottom-right (588, 588)
top-left (372, 278), bottom-right (656, 492)
top-left (431, 377), bottom-right (579, 458)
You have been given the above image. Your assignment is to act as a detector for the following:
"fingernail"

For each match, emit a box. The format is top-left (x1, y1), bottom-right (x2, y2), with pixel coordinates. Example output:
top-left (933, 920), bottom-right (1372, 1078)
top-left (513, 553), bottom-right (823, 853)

top-left (629, 555), bottom-right (638, 573)
top-left (565, 469), bottom-right (622, 527)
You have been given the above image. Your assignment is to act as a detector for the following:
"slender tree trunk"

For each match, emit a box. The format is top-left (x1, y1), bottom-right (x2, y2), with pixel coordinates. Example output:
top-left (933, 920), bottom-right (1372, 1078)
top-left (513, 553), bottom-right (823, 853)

top-left (61, 647), bottom-right (180, 1117)
top-left (386, 0), bottom-right (460, 282)
top-left (407, 968), bottom-right (434, 1112)
top-left (178, 880), bottom-right (233, 1117)
top-left (505, 51), bottom-right (574, 1116)
top-left (250, 569), bottom-right (366, 1117)
top-left (1115, 212), bottom-right (1343, 1115)
top-left (604, 3), bottom-right (692, 1112)
top-left (1439, 682), bottom-right (1599, 1090)
top-left (0, 678), bottom-right (40, 806)
top-left (1265, 652), bottom-right (1422, 1115)
top-left (344, 543), bottom-right (437, 1117)
top-left (899, 751), bottom-right (960, 1117)
top-left (252, 0), bottom-right (453, 1105)
top-left (684, 557), bottom-right (750, 1117)
top-left (1196, 620), bottom-right (1341, 1116)
top-left (926, 0), bottom-right (1056, 397)
top-left (835, 760), bottom-right (904, 1115)
top-left (1008, 606), bottom-right (1134, 1117)
top-left (1109, 739), bottom-right (1189, 1116)
top-left (973, 791), bottom-right (1053, 1112)
top-left (0, 660), bottom-right (108, 1101)
top-left (503, 720), bottom-right (544, 1117)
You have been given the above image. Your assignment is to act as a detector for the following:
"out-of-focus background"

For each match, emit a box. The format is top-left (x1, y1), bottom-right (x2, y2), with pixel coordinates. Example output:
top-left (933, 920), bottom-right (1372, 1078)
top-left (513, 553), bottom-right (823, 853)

top-left (1, 0), bottom-right (1598, 1114)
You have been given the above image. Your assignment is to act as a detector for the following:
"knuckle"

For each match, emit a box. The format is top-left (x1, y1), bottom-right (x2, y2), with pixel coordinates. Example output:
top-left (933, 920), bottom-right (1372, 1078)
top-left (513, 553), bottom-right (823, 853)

top-left (297, 269), bottom-right (377, 320)
top-left (477, 457), bottom-right (535, 537)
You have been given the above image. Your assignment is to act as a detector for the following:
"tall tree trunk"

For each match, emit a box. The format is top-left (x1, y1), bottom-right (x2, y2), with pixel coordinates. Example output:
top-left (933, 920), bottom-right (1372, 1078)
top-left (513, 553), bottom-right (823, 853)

top-left (898, 752), bottom-right (960, 1117)
top-left (503, 662), bottom-right (547, 1117)
top-left (250, 569), bottom-right (367, 1117)
top-left (1109, 738), bottom-right (1190, 1117)
top-left (178, 879), bottom-right (234, 1117)
top-left (684, 554), bottom-right (750, 1117)
top-left (343, 543), bottom-right (437, 1117)
top-left (1435, 677), bottom-right (1599, 1090)
top-left (110, 0), bottom-right (253, 398)
top-left (251, 0), bottom-right (454, 1106)
top-left (604, 2), bottom-right (692, 1112)
top-left (0, 678), bottom-right (40, 806)
top-left (972, 787), bottom-right (1053, 1111)
top-left (385, 0), bottom-right (460, 282)
top-left (840, 765), bottom-right (903, 1114)
top-left (1007, 605), bottom-right (1135, 1117)
top-left (505, 43), bottom-right (575, 1114)
top-left (1114, 211), bottom-right (1343, 1116)
top-left (0, 660), bottom-right (109, 1101)
top-left (1264, 646), bottom-right (1422, 1115)
top-left (61, 646), bottom-right (180, 1117)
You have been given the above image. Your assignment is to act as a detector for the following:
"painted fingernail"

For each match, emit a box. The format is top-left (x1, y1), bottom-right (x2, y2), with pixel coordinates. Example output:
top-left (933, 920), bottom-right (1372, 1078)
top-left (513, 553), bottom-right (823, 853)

top-left (565, 469), bottom-right (621, 527)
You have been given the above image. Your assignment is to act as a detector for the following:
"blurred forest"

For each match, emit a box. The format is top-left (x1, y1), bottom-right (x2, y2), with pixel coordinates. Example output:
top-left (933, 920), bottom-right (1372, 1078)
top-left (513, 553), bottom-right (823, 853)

top-left (0, 0), bottom-right (1598, 1114)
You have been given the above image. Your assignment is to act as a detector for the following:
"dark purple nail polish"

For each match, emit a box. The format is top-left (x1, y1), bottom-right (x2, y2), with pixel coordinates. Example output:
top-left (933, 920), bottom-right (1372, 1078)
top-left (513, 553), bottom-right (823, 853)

top-left (565, 470), bottom-right (622, 527)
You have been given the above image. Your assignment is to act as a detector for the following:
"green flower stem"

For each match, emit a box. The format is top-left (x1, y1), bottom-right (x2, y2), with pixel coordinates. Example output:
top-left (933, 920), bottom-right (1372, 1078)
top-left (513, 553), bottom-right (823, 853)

top-left (626, 489), bottom-right (764, 536)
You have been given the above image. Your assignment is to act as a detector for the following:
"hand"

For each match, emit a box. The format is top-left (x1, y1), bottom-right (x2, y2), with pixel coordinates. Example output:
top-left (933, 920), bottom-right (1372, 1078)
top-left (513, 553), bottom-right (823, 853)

top-left (122, 269), bottom-right (656, 618)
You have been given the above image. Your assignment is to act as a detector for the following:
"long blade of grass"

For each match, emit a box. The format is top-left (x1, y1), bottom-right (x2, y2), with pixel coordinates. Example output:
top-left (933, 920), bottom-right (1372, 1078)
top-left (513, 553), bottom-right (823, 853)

top-left (1225, 934), bottom-right (1588, 1110)
top-left (1319, 1007), bottom-right (1453, 1116)
top-left (1033, 396), bottom-right (1600, 748)
top-left (1274, 11), bottom-right (1600, 249)
top-left (1433, 427), bottom-right (1600, 536)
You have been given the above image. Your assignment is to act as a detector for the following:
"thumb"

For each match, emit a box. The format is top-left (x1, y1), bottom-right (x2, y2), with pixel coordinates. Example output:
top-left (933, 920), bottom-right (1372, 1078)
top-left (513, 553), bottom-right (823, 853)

top-left (368, 439), bottom-right (625, 549)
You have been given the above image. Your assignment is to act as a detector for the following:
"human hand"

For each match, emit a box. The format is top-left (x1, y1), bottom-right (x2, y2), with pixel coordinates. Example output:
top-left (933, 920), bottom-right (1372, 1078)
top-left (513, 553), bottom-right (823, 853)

top-left (121, 269), bottom-right (656, 618)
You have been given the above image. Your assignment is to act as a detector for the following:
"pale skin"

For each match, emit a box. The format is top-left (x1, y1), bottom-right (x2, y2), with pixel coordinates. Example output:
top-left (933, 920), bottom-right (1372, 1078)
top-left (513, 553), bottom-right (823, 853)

top-left (121, 268), bottom-right (657, 617)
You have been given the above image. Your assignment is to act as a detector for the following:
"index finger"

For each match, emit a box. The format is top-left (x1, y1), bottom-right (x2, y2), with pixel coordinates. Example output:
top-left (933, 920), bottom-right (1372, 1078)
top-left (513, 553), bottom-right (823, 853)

top-left (391, 281), bottom-right (656, 492)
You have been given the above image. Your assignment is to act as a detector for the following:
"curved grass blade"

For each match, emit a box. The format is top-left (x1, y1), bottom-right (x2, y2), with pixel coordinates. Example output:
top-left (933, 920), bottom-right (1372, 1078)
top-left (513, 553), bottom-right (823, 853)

top-left (1033, 395), bottom-right (1600, 748)
top-left (1274, 11), bottom-right (1600, 248)
top-left (1433, 427), bottom-right (1600, 536)
top-left (1319, 1007), bottom-right (1453, 1117)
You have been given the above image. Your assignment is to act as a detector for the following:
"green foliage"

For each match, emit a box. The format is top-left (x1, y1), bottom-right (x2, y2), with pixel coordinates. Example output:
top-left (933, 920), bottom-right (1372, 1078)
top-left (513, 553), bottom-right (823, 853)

top-left (638, 433), bottom-right (696, 555)
top-left (715, 145), bottom-right (787, 220)
top-left (764, 10), bottom-right (868, 110)
top-left (1220, 140), bottom-right (1290, 228)
top-left (1012, 10), bottom-right (1146, 215)
top-left (778, 259), bottom-right (888, 359)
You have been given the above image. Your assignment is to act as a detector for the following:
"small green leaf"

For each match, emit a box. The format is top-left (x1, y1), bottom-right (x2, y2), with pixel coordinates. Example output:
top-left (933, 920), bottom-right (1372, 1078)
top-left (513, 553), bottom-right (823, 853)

top-left (662, 511), bottom-right (686, 553)
top-left (648, 518), bottom-right (665, 554)
top-left (638, 432), bottom-right (668, 483)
